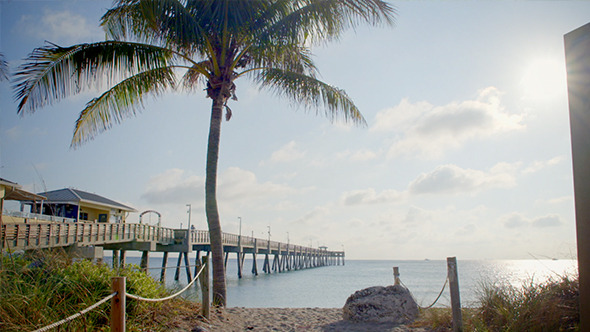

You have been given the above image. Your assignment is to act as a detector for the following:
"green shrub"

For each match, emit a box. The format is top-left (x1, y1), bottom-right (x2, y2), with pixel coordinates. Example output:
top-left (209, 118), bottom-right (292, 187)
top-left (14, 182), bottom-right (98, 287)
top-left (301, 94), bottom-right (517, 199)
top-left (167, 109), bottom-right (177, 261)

top-left (0, 249), bottom-right (195, 331)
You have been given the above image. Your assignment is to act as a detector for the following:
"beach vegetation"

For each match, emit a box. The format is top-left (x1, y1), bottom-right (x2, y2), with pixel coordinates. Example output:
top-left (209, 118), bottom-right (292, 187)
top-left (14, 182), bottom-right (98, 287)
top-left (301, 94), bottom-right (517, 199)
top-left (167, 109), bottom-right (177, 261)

top-left (13, 0), bottom-right (396, 307)
top-left (415, 275), bottom-right (579, 331)
top-left (0, 249), bottom-right (200, 331)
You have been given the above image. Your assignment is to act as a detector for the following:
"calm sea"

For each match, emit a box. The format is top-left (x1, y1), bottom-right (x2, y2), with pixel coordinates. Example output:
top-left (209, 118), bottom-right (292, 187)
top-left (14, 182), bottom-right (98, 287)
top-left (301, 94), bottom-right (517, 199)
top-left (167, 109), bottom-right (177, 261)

top-left (106, 255), bottom-right (577, 308)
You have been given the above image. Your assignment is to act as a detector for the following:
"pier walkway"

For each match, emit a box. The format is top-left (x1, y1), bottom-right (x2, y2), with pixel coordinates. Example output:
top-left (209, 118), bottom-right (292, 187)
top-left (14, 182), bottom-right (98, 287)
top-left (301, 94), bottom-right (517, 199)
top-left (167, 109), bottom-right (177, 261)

top-left (1, 221), bottom-right (345, 278)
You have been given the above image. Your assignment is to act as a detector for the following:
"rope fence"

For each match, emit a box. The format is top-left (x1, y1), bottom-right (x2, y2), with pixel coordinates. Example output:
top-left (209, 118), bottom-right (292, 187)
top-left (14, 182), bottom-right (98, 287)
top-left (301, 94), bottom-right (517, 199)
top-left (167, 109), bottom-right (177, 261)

top-left (126, 264), bottom-right (205, 302)
top-left (393, 257), bottom-right (463, 331)
top-left (30, 259), bottom-right (210, 332)
top-left (31, 292), bottom-right (117, 332)
top-left (400, 277), bottom-right (448, 309)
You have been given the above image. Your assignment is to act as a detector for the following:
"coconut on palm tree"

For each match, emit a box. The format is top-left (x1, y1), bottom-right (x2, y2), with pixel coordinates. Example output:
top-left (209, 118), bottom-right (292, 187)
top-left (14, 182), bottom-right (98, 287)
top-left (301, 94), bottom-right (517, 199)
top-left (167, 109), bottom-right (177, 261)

top-left (14, 0), bottom-right (395, 307)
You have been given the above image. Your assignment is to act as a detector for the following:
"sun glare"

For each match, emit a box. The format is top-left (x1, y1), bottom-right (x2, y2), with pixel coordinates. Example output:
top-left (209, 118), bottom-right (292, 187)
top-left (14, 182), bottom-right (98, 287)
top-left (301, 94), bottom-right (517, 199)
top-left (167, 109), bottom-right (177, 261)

top-left (519, 57), bottom-right (567, 102)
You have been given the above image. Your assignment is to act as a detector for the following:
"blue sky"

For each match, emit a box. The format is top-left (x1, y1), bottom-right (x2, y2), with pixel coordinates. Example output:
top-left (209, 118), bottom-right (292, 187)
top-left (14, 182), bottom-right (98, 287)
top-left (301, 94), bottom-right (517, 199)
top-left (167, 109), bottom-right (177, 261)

top-left (1, 1), bottom-right (588, 260)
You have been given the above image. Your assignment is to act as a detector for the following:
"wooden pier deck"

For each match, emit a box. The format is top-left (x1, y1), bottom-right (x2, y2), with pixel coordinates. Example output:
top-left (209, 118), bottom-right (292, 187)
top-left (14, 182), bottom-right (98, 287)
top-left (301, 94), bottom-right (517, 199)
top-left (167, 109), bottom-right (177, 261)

top-left (1, 221), bottom-right (345, 278)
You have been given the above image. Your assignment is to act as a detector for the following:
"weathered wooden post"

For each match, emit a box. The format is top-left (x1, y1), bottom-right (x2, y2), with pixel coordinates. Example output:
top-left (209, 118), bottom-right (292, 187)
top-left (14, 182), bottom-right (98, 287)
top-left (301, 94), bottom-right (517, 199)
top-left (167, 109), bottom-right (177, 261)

top-left (393, 267), bottom-right (401, 285)
top-left (119, 250), bottom-right (126, 268)
top-left (565, 22), bottom-right (590, 332)
top-left (112, 250), bottom-right (119, 269)
top-left (111, 276), bottom-right (126, 332)
top-left (140, 251), bottom-right (149, 272)
top-left (174, 252), bottom-right (182, 281)
top-left (447, 257), bottom-right (463, 332)
top-left (160, 252), bottom-right (168, 283)
top-left (199, 256), bottom-right (210, 319)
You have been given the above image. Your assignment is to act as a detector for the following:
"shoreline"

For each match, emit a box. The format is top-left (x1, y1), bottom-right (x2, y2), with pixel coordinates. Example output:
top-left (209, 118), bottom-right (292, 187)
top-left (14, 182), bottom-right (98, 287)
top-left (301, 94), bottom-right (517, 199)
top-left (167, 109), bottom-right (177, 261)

top-left (197, 307), bottom-right (431, 332)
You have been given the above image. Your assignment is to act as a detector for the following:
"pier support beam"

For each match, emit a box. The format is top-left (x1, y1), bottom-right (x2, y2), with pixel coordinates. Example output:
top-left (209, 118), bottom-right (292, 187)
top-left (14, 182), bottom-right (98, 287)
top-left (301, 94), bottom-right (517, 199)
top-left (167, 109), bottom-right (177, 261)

top-left (119, 250), bottom-right (126, 268)
top-left (160, 252), bottom-right (168, 283)
top-left (174, 252), bottom-right (182, 281)
top-left (140, 251), bottom-right (149, 272)
top-left (112, 250), bottom-right (119, 269)
top-left (184, 252), bottom-right (192, 281)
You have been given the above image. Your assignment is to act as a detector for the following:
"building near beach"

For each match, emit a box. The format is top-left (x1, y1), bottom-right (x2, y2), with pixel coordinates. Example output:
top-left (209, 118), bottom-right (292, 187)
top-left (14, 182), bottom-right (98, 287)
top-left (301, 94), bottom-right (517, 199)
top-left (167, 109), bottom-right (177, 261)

top-left (23, 188), bottom-right (136, 223)
top-left (0, 178), bottom-right (47, 223)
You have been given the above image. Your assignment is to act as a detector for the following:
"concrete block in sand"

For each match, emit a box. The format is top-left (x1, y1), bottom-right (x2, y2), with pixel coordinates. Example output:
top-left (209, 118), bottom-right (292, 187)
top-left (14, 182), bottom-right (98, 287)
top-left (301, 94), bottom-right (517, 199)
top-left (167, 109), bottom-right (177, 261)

top-left (342, 285), bottom-right (419, 324)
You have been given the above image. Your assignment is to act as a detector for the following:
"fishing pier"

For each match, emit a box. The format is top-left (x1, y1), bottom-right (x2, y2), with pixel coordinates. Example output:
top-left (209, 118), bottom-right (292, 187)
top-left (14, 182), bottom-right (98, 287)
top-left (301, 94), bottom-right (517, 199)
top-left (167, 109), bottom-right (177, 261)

top-left (1, 221), bottom-right (345, 280)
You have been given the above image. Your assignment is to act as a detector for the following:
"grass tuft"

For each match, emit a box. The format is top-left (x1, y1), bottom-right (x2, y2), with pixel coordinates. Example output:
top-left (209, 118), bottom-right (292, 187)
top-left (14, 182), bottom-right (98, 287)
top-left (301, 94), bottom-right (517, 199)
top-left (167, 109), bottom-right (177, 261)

top-left (0, 249), bottom-right (202, 331)
top-left (415, 275), bottom-right (579, 331)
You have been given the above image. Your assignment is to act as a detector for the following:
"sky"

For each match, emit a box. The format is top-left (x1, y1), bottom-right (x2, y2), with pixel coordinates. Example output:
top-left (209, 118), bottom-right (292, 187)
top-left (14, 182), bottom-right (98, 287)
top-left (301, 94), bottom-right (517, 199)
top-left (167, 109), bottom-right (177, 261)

top-left (1, 1), bottom-right (588, 260)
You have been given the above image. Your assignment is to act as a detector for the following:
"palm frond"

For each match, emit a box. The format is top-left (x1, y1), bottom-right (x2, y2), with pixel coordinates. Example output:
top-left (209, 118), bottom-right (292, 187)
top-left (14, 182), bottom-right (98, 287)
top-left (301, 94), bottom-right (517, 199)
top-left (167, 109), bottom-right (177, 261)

top-left (71, 66), bottom-right (176, 148)
top-left (256, 68), bottom-right (366, 125)
top-left (258, 0), bottom-right (396, 46)
top-left (0, 52), bottom-right (8, 81)
top-left (104, 0), bottom-right (207, 54)
top-left (245, 42), bottom-right (316, 77)
top-left (181, 60), bottom-right (211, 92)
top-left (14, 41), bottom-right (173, 115)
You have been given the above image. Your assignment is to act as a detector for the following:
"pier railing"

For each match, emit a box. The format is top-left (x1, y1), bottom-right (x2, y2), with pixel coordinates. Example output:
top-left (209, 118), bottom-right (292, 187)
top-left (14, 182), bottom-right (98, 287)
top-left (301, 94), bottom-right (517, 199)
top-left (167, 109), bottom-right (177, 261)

top-left (1, 222), bottom-right (175, 250)
top-left (1, 222), bottom-right (344, 260)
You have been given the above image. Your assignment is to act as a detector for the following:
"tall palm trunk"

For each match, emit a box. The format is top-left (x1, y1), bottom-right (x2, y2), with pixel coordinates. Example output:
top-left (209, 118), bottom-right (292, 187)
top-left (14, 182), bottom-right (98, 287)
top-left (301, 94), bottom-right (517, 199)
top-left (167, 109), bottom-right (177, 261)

top-left (205, 94), bottom-right (227, 307)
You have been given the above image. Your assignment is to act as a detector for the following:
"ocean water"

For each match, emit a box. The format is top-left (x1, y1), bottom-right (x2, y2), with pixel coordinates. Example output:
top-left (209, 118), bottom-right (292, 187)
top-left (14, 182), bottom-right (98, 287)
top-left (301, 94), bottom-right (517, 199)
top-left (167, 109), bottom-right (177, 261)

top-left (107, 255), bottom-right (577, 308)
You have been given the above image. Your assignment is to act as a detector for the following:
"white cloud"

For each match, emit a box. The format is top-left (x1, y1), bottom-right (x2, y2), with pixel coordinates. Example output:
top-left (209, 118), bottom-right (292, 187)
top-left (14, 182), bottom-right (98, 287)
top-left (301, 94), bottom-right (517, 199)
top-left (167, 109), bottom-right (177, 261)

top-left (217, 167), bottom-right (295, 201)
top-left (336, 149), bottom-right (378, 162)
top-left (532, 215), bottom-right (562, 228)
top-left (522, 156), bottom-right (564, 174)
top-left (3, 126), bottom-right (47, 141)
top-left (290, 205), bottom-right (332, 226)
top-left (372, 87), bottom-right (524, 159)
top-left (141, 167), bottom-right (296, 205)
top-left (502, 213), bottom-right (529, 229)
top-left (501, 212), bottom-right (563, 228)
top-left (267, 141), bottom-right (306, 163)
top-left (408, 163), bottom-right (517, 195)
top-left (16, 8), bottom-right (102, 44)
top-left (141, 168), bottom-right (204, 205)
top-left (340, 188), bottom-right (403, 206)
top-left (402, 206), bottom-right (432, 224)
top-left (546, 196), bottom-right (573, 205)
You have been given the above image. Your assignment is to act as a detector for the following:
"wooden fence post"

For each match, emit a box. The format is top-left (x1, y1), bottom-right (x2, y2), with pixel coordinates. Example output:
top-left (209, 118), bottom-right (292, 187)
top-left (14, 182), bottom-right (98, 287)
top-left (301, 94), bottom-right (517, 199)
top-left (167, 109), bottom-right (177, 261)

top-left (199, 256), bottom-right (210, 320)
top-left (393, 267), bottom-right (401, 285)
top-left (111, 276), bottom-right (126, 332)
top-left (447, 257), bottom-right (463, 332)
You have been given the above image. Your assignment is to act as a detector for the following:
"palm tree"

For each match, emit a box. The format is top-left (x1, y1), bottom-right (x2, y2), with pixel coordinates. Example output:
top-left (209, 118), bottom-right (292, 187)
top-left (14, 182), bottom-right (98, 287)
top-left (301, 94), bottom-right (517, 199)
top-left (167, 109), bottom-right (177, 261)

top-left (14, 0), bottom-right (395, 306)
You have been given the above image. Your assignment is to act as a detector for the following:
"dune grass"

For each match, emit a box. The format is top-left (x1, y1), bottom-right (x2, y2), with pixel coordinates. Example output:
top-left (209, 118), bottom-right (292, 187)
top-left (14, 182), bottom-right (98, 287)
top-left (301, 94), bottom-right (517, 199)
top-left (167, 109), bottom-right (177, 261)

top-left (414, 275), bottom-right (579, 331)
top-left (0, 249), bottom-right (201, 331)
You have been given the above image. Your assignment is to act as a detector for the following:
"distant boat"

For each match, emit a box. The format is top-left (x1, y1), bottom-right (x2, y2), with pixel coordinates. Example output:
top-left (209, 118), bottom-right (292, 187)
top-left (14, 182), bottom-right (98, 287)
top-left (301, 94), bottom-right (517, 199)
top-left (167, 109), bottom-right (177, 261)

top-left (424, 258), bottom-right (430, 261)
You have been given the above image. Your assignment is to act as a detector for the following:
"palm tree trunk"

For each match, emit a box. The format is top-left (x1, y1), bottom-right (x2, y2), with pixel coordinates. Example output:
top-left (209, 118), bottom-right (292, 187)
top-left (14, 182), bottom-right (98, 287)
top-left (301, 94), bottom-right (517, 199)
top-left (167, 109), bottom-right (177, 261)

top-left (205, 95), bottom-right (227, 307)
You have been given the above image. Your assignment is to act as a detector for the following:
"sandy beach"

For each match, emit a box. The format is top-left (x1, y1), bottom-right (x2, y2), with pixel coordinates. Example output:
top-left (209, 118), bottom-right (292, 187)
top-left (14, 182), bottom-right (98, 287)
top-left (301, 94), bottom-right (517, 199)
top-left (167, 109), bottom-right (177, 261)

top-left (200, 307), bottom-right (431, 332)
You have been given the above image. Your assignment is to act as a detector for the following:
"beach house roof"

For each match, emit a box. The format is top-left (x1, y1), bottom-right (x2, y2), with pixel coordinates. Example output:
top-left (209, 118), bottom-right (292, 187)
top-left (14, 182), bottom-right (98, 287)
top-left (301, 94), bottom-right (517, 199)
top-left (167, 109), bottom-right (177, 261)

top-left (0, 177), bottom-right (47, 201)
top-left (36, 188), bottom-right (136, 212)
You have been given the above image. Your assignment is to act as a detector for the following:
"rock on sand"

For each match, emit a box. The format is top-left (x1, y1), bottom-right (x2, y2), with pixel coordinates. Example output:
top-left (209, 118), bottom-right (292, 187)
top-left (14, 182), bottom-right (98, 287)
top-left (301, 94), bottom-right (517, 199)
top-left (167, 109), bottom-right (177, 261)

top-left (343, 285), bottom-right (419, 324)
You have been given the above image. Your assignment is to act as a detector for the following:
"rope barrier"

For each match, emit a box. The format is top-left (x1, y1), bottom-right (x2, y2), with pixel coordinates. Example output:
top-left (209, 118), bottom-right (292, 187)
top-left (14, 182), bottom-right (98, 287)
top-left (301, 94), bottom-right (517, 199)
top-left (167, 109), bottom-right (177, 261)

top-left (400, 277), bottom-right (448, 310)
top-left (31, 292), bottom-right (117, 332)
top-left (126, 264), bottom-right (206, 303)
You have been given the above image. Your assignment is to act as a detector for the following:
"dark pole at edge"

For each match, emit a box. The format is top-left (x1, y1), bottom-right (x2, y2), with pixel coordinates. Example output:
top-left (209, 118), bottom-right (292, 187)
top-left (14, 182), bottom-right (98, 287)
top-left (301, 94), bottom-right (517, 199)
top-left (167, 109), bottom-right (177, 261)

top-left (565, 21), bottom-right (590, 332)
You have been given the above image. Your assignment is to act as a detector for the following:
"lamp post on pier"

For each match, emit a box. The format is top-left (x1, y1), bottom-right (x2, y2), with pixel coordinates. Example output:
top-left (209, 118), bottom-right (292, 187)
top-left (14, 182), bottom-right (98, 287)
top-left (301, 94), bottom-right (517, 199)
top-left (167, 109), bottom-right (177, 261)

top-left (238, 217), bottom-right (242, 246)
top-left (186, 204), bottom-right (192, 230)
top-left (238, 217), bottom-right (242, 238)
